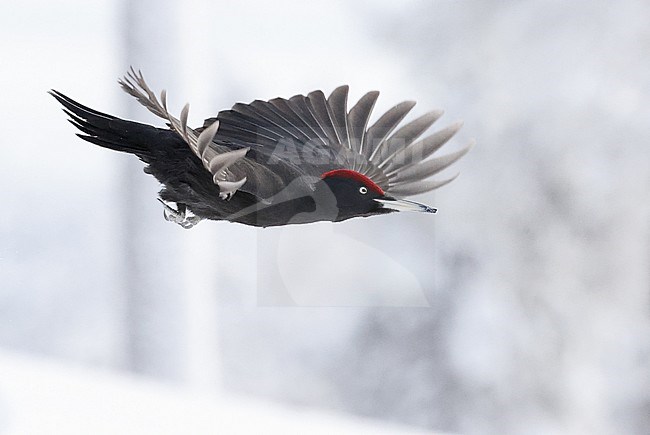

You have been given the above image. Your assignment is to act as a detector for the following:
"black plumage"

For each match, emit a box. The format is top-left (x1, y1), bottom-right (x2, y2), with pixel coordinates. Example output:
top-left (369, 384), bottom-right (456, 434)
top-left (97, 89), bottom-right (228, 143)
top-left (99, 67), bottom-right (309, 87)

top-left (50, 69), bottom-right (472, 228)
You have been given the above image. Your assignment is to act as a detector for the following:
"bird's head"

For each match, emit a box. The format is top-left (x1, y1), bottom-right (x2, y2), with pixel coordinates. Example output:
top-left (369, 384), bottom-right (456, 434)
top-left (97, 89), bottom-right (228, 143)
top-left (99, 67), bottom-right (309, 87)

top-left (319, 169), bottom-right (436, 221)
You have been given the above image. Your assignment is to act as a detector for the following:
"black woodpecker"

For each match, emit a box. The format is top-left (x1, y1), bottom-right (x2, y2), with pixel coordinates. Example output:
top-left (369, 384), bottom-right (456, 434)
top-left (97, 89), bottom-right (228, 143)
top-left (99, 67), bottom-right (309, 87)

top-left (50, 68), bottom-right (472, 228)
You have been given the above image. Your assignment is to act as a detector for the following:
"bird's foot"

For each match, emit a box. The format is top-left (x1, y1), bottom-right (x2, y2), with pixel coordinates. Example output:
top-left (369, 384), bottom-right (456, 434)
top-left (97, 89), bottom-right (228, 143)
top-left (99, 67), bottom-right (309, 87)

top-left (158, 199), bottom-right (202, 229)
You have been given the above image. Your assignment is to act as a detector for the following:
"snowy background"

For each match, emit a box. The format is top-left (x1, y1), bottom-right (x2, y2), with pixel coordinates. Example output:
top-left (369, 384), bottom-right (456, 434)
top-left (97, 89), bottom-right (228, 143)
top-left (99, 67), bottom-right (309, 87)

top-left (1, 0), bottom-right (649, 434)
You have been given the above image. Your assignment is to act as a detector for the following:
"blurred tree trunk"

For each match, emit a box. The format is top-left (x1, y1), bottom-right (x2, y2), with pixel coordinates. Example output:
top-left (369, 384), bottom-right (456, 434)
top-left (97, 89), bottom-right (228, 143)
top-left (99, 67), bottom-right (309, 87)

top-left (120, 0), bottom-right (185, 379)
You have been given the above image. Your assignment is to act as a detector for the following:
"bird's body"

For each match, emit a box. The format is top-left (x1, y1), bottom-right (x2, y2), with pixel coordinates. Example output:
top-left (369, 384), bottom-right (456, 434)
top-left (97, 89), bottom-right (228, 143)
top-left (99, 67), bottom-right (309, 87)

top-left (51, 69), bottom-right (471, 228)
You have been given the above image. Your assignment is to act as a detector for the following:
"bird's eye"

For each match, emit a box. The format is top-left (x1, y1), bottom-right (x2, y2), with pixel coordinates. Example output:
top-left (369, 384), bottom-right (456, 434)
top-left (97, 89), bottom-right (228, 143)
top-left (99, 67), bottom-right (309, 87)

top-left (359, 186), bottom-right (368, 194)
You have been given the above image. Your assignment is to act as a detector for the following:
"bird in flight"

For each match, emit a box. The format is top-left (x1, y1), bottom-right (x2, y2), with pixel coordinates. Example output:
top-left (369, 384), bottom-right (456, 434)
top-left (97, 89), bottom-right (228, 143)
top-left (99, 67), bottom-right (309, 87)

top-left (51, 68), bottom-right (472, 228)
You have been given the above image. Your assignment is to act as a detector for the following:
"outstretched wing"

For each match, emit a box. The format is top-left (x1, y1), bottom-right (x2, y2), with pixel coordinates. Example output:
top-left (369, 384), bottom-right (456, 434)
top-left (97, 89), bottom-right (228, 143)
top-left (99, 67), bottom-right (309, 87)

top-left (210, 85), bottom-right (473, 197)
top-left (120, 68), bottom-right (471, 201)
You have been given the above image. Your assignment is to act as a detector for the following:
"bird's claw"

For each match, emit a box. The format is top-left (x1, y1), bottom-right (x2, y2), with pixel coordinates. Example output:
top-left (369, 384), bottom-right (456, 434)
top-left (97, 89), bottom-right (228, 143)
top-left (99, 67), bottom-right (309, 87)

top-left (158, 199), bottom-right (202, 229)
